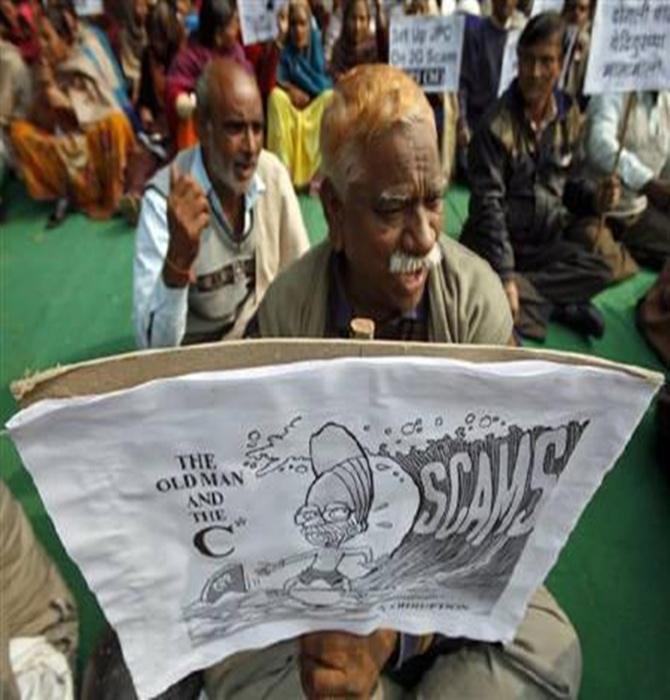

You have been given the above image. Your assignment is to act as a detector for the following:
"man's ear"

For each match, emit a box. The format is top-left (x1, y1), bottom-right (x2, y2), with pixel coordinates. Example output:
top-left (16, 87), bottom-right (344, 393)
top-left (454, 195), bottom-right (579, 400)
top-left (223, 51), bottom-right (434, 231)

top-left (320, 178), bottom-right (345, 251)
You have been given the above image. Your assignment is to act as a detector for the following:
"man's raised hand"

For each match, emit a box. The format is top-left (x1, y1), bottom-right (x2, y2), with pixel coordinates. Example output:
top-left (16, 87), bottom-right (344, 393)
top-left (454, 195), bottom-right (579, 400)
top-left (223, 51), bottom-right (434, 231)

top-left (163, 165), bottom-right (210, 287)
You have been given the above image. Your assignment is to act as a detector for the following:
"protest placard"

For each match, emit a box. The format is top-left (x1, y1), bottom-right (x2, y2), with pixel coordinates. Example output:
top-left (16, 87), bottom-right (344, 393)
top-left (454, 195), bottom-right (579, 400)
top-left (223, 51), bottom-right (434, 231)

top-left (531, 0), bottom-right (564, 16)
top-left (73, 0), bottom-right (103, 15)
top-left (389, 14), bottom-right (465, 93)
top-left (7, 341), bottom-right (661, 699)
top-left (584, 0), bottom-right (670, 94)
top-left (498, 29), bottom-right (521, 97)
top-left (239, 0), bottom-right (287, 46)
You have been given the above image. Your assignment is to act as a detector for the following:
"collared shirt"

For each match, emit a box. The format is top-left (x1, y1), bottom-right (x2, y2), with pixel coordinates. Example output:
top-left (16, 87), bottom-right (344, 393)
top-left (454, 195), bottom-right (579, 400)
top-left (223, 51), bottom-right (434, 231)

top-left (326, 252), bottom-right (430, 342)
top-left (133, 147), bottom-right (265, 348)
top-left (525, 93), bottom-right (558, 141)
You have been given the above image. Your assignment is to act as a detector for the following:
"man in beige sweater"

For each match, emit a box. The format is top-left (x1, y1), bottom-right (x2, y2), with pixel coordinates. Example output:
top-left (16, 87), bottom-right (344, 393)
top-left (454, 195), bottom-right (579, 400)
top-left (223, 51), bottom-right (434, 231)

top-left (236, 64), bottom-right (582, 700)
top-left (133, 57), bottom-right (309, 348)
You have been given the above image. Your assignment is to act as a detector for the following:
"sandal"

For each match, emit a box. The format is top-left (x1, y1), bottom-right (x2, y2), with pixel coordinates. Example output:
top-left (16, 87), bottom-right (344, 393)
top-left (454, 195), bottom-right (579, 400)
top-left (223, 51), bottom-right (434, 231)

top-left (46, 197), bottom-right (70, 229)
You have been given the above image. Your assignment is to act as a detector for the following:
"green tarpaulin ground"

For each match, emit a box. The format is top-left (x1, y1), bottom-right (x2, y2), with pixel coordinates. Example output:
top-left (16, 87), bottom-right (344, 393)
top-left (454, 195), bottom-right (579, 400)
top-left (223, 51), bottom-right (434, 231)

top-left (1, 178), bottom-right (668, 698)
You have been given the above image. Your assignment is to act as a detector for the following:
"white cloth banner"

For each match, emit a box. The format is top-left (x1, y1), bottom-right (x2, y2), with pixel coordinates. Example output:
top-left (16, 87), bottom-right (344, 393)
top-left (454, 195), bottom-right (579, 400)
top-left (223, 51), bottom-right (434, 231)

top-left (7, 357), bottom-right (660, 699)
top-left (531, 0), bottom-right (564, 16)
top-left (73, 0), bottom-right (103, 16)
top-left (498, 29), bottom-right (521, 97)
top-left (584, 0), bottom-right (670, 94)
top-left (238, 0), bottom-right (287, 46)
top-left (389, 15), bottom-right (465, 93)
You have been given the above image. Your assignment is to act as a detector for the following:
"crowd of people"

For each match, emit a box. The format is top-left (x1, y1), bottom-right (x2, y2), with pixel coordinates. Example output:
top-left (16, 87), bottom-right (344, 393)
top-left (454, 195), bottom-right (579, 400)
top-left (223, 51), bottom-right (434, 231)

top-left (1, 0), bottom-right (667, 341)
top-left (1, 0), bottom-right (669, 697)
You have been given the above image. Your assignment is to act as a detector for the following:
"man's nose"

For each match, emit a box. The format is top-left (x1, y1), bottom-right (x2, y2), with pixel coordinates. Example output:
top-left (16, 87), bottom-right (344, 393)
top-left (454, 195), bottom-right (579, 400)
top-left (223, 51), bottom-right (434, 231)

top-left (403, 205), bottom-right (435, 255)
top-left (530, 58), bottom-right (543, 79)
top-left (241, 125), bottom-right (257, 153)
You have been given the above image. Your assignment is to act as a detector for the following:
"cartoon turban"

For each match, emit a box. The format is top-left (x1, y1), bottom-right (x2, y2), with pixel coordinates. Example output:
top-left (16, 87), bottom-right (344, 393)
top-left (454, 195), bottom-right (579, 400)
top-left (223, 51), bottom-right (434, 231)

top-left (307, 423), bottom-right (374, 524)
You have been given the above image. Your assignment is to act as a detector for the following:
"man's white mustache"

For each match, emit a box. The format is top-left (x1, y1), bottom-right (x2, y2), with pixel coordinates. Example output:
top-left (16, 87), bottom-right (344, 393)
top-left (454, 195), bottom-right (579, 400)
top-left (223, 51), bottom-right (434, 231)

top-left (389, 244), bottom-right (442, 274)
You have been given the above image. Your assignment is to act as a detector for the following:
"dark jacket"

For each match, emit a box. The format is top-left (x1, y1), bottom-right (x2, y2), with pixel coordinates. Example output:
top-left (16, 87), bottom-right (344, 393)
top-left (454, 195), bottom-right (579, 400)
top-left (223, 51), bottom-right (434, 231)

top-left (460, 80), bottom-right (598, 278)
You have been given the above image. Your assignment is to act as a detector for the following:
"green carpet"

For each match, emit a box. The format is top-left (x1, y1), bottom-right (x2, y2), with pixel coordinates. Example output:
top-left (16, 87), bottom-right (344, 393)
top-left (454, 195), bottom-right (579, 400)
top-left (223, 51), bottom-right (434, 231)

top-left (1, 177), bottom-right (668, 698)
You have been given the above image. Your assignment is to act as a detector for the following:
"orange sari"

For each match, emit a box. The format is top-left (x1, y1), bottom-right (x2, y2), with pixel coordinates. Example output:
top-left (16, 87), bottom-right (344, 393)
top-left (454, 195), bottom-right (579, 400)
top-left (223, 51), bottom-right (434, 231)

top-left (10, 49), bottom-right (135, 219)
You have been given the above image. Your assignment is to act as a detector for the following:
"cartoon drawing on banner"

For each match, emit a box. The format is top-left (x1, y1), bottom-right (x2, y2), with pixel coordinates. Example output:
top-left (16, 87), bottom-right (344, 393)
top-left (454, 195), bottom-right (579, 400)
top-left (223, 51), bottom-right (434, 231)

top-left (182, 414), bottom-right (588, 645)
top-left (257, 424), bottom-right (376, 605)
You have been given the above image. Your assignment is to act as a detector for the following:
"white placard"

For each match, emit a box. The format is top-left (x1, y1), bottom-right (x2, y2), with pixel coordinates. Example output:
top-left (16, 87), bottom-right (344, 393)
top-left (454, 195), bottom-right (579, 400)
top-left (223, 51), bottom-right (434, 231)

top-left (239, 0), bottom-right (287, 46)
top-left (73, 0), bottom-right (103, 16)
top-left (584, 0), bottom-right (670, 95)
top-left (389, 15), bottom-right (465, 93)
top-left (498, 29), bottom-right (521, 96)
top-left (7, 357), bottom-right (660, 699)
top-left (531, 0), bottom-right (564, 16)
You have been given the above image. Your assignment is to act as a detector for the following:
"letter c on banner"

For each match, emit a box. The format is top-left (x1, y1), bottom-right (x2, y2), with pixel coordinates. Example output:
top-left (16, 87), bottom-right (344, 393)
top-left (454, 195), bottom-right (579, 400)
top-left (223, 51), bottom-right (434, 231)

top-left (194, 526), bottom-right (236, 558)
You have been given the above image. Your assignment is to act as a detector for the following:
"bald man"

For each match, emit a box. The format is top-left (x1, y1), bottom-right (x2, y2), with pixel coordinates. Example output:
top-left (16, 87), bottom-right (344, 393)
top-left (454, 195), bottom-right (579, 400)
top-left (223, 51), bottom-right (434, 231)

top-left (133, 57), bottom-right (309, 348)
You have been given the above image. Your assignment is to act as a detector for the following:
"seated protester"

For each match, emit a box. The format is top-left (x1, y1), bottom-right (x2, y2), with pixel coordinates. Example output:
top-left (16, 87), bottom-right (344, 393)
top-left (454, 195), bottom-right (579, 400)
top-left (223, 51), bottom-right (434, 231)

top-left (0, 14), bottom-right (32, 219)
top-left (117, 0), bottom-right (149, 104)
top-left (73, 4), bottom-right (141, 131)
top-left (137, 0), bottom-right (185, 142)
top-left (121, 0), bottom-right (186, 223)
top-left (133, 58), bottom-right (309, 348)
top-left (456, 0), bottom-right (526, 176)
top-left (266, 0), bottom-right (333, 190)
top-left (0, 480), bottom-right (79, 699)
top-left (238, 65), bottom-right (581, 700)
top-left (10, 0), bottom-right (135, 226)
top-left (328, 0), bottom-right (387, 83)
top-left (460, 12), bottom-right (627, 341)
top-left (560, 0), bottom-right (592, 111)
top-left (584, 90), bottom-right (670, 270)
top-left (165, 0), bottom-right (250, 140)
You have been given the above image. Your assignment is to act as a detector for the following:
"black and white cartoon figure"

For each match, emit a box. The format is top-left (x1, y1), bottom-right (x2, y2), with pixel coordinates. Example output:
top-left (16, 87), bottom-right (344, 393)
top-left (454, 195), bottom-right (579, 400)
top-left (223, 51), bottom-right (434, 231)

top-left (258, 423), bottom-right (375, 606)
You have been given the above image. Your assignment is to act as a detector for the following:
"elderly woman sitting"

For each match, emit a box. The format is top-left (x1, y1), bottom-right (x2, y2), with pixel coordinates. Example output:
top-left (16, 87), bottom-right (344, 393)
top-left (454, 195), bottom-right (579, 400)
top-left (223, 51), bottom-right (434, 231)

top-left (266, 0), bottom-right (333, 190)
top-left (10, 0), bottom-right (134, 225)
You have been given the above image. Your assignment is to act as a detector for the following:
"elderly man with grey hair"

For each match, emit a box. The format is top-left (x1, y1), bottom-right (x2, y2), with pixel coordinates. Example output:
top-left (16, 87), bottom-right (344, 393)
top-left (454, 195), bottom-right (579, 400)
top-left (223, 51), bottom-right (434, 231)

top-left (249, 63), bottom-right (513, 345)
top-left (133, 57), bottom-right (309, 348)
top-left (236, 63), bottom-right (582, 700)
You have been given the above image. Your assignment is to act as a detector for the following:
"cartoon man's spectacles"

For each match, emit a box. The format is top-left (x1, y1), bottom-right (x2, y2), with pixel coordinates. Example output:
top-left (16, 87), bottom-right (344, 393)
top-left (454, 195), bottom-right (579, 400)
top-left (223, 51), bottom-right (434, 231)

top-left (294, 503), bottom-right (352, 525)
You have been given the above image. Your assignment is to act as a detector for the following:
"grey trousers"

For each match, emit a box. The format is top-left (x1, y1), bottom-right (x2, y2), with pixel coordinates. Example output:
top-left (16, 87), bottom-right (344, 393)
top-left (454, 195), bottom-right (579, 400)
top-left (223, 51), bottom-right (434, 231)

top-left (515, 224), bottom-right (614, 340)
top-left (204, 586), bottom-right (582, 700)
